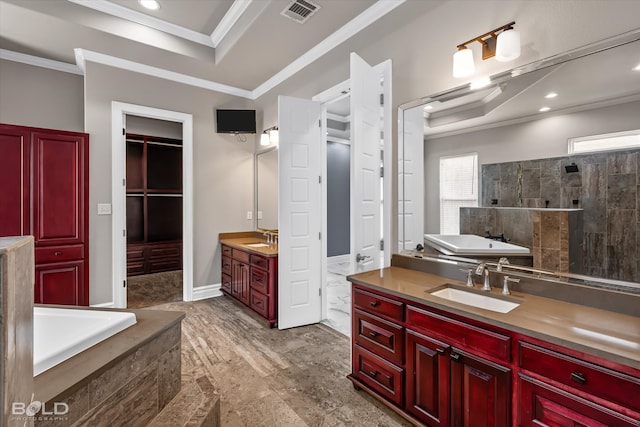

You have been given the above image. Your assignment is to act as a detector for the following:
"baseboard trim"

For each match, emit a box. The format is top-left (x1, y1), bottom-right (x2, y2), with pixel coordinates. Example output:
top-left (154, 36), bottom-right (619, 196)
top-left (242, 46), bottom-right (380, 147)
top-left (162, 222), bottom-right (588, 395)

top-left (192, 283), bottom-right (223, 301)
top-left (91, 301), bottom-right (115, 308)
top-left (328, 254), bottom-right (350, 265)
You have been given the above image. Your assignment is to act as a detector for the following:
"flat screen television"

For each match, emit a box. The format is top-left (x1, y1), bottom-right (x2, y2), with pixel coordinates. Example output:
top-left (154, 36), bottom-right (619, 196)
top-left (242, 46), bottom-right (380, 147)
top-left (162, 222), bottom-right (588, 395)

top-left (216, 109), bottom-right (256, 134)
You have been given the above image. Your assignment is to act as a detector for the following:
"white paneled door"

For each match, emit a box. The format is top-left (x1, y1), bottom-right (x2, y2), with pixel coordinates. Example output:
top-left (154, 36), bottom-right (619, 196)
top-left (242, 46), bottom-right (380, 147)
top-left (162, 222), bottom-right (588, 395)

top-left (350, 53), bottom-right (383, 273)
top-left (278, 95), bottom-right (323, 330)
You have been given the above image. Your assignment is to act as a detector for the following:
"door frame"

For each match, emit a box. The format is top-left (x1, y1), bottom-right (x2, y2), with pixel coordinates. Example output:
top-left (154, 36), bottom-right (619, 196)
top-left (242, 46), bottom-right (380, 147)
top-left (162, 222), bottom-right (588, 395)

top-left (111, 101), bottom-right (194, 308)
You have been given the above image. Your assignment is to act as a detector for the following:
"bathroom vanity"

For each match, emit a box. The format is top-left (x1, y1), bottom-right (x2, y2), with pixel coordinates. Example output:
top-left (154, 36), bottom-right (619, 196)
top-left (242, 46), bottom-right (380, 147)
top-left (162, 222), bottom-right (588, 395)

top-left (347, 254), bottom-right (640, 426)
top-left (220, 232), bottom-right (278, 327)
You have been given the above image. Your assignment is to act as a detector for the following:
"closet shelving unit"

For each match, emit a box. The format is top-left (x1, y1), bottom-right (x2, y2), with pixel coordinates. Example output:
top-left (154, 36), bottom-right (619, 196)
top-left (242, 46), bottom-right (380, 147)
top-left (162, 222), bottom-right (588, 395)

top-left (125, 133), bottom-right (183, 276)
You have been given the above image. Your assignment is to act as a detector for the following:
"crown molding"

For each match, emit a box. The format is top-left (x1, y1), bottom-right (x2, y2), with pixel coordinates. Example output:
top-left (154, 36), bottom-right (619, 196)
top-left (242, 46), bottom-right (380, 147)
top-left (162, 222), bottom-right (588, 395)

top-left (0, 49), bottom-right (84, 75)
top-left (67, 0), bottom-right (214, 47)
top-left (210, 0), bottom-right (254, 47)
top-left (74, 48), bottom-right (253, 99)
top-left (251, 0), bottom-right (405, 99)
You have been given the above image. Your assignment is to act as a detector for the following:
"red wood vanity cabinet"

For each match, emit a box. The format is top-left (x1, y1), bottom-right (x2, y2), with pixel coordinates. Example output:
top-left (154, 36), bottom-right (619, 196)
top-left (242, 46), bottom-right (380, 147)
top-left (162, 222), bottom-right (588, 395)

top-left (221, 244), bottom-right (277, 327)
top-left (0, 124), bottom-right (89, 305)
top-left (348, 284), bottom-right (640, 427)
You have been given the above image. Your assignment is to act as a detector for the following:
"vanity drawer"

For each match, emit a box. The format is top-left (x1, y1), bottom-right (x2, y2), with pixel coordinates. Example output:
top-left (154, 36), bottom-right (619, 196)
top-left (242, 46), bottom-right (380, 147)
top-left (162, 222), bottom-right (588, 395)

top-left (519, 341), bottom-right (640, 411)
top-left (250, 288), bottom-right (268, 318)
top-left (221, 245), bottom-right (232, 257)
top-left (250, 267), bottom-right (269, 294)
top-left (354, 288), bottom-right (404, 322)
top-left (354, 309), bottom-right (404, 365)
top-left (36, 245), bottom-right (84, 264)
top-left (250, 253), bottom-right (270, 270)
top-left (407, 306), bottom-right (511, 362)
top-left (221, 273), bottom-right (232, 293)
top-left (354, 345), bottom-right (404, 406)
top-left (232, 248), bottom-right (250, 264)
top-left (222, 256), bottom-right (232, 276)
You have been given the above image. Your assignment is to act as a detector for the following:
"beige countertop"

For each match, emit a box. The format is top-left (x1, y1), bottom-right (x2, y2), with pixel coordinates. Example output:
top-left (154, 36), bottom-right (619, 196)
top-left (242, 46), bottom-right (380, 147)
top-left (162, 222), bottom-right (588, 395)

top-left (220, 235), bottom-right (278, 257)
top-left (348, 266), bottom-right (640, 370)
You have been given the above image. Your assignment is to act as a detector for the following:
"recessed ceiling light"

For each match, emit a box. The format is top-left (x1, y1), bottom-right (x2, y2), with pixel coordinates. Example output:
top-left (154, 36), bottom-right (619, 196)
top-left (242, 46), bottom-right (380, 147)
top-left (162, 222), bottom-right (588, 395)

top-left (139, 0), bottom-right (160, 10)
top-left (539, 106), bottom-right (551, 112)
top-left (424, 105), bottom-right (433, 110)
top-left (633, 64), bottom-right (640, 72)
top-left (545, 92), bottom-right (558, 99)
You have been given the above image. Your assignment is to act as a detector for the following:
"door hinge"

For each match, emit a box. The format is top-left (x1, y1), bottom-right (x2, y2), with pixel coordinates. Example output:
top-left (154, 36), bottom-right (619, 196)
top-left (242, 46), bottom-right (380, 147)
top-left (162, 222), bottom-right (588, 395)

top-left (122, 128), bottom-right (125, 136)
top-left (123, 178), bottom-right (126, 186)
top-left (123, 229), bottom-right (126, 237)
top-left (380, 93), bottom-right (384, 106)
top-left (319, 288), bottom-right (322, 297)
top-left (380, 166), bottom-right (384, 178)
top-left (318, 175), bottom-right (322, 184)
top-left (123, 280), bottom-right (126, 288)
top-left (319, 232), bottom-right (321, 240)
top-left (380, 239), bottom-right (384, 251)
top-left (318, 119), bottom-right (321, 127)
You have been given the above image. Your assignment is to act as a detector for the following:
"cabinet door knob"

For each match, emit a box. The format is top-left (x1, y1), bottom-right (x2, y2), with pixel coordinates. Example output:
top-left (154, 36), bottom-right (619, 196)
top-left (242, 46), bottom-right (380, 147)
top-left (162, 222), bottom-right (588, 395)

top-left (54, 251), bottom-right (61, 256)
top-left (370, 301), bottom-right (380, 307)
top-left (436, 347), bottom-right (446, 355)
top-left (450, 352), bottom-right (461, 361)
top-left (570, 372), bottom-right (587, 385)
top-left (368, 331), bottom-right (379, 338)
top-left (369, 370), bottom-right (378, 377)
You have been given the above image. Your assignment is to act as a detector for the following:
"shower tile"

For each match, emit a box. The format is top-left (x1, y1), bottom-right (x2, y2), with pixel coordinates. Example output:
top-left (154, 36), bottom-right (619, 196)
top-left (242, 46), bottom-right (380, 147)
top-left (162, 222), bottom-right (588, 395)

top-left (158, 343), bottom-right (182, 409)
top-left (540, 212), bottom-right (561, 250)
top-left (608, 152), bottom-right (636, 174)
top-left (540, 249), bottom-right (560, 271)
top-left (522, 168), bottom-right (541, 199)
top-left (607, 174), bottom-right (636, 209)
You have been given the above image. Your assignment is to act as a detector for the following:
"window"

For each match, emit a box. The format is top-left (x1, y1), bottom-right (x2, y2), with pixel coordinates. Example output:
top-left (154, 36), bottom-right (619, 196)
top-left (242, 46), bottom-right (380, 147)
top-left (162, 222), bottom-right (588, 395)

top-left (439, 153), bottom-right (478, 234)
top-left (568, 129), bottom-right (640, 154)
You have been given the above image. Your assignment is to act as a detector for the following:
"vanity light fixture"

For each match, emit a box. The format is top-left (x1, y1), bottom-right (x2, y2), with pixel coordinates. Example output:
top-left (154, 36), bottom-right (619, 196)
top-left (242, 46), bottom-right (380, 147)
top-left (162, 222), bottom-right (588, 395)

top-left (453, 21), bottom-right (520, 78)
top-left (139, 0), bottom-right (160, 10)
top-left (261, 126), bottom-right (279, 146)
top-left (469, 76), bottom-right (491, 90)
top-left (545, 92), bottom-right (558, 99)
top-left (260, 132), bottom-right (270, 146)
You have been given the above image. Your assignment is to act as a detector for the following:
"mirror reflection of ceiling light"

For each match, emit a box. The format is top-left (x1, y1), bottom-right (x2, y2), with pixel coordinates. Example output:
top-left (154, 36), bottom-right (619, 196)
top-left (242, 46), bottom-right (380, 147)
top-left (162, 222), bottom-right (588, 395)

top-left (545, 92), bottom-right (558, 99)
top-left (139, 0), bottom-right (160, 10)
top-left (539, 106), bottom-right (551, 112)
top-left (453, 22), bottom-right (520, 78)
top-left (470, 76), bottom-right (491, 90)
top-left (260, 132), bottom-right (270, 146)
top-left (633, 64), bottom-right (640, 71)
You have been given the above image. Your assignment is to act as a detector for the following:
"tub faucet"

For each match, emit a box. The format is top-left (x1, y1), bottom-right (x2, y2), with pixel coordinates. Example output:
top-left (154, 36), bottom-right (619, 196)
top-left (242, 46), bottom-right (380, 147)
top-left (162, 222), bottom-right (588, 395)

top-left (475, 263), bottom-right (492, 291)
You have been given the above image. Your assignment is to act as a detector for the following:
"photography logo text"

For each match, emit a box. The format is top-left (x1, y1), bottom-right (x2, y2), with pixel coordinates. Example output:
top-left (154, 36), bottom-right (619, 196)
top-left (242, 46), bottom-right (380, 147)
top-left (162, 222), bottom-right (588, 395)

top-left (11, 400), bottom-right (69, 422)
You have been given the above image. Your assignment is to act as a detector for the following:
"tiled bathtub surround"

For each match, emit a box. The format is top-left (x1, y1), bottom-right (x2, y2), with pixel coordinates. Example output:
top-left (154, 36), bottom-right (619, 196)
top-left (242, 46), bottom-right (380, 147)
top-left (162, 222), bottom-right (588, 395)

top-left (480, 149), bottom-right (640, 282)
top-left (1, 236), bottom-right (34, 427)
top-left (460, 208), bottom-right (583, 273)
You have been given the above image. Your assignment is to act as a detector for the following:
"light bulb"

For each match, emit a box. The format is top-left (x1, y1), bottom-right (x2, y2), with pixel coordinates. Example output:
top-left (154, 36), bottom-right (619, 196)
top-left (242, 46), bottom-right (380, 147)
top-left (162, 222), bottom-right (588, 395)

top-left (453, 47), bottom-right (475, 78)
top-left (260, 132), bottom-right (270, 146)
top-left (139, 0), bottom-right (160, 10)
top-left (495, 29), bottom-right (520, 62)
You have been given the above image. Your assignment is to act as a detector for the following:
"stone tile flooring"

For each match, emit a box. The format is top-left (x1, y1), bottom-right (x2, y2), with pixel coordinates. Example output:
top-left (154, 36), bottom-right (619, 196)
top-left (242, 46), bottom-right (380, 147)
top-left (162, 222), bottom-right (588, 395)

top-left (127, 270), bottom-right (183, 309)
top-left (149, 297), bottom-right (410, 427)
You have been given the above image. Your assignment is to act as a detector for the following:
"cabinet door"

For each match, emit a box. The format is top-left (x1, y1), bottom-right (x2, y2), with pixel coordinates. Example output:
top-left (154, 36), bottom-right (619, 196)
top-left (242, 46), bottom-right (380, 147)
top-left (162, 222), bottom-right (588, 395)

top-left (518, 375), bottom-right (638, 427)
top-left (35, 260), bottom-right (86, 305)
top-left (32, 131), bottom-right (87, 246)
top-left (0, 125), bottom-right (31, 237)
top-left (450, 348), bottom-right (511, 427)
top-left (405, 330), bottom-right (450, 427)
top-left (232, 260), bottom-right (250, 303)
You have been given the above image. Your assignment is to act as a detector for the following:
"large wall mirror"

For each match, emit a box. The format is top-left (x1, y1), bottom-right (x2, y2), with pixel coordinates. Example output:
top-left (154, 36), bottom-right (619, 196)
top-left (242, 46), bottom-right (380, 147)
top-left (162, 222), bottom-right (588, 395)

top-left (398, 29), bottom-right (640, 288)
top-left (256, 147), bottom-right (278, 230)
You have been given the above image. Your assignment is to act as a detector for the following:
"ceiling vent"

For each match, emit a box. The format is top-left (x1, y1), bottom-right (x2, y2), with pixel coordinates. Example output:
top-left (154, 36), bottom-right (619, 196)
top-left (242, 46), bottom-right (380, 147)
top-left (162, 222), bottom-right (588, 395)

top-left (281, 0), bottom-right (320, 24)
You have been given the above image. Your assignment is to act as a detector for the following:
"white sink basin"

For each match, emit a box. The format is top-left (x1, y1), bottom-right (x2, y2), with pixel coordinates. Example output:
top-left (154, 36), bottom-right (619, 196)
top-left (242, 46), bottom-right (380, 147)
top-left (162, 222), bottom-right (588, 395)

top-left (246, 243), bottom-right (270, 248)
top-left (430, 286), bottom-right (521, 314)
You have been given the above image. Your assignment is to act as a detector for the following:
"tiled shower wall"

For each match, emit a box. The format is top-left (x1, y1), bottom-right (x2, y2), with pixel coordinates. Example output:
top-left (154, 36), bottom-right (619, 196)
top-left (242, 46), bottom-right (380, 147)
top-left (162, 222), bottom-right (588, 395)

top-left (481, 149), bottom-right (639, 282)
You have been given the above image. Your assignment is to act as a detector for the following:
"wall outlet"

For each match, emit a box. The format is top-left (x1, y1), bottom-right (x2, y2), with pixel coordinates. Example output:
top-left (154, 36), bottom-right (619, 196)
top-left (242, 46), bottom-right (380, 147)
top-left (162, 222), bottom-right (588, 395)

top-left (246, 211), bottom-right (253, 220)
top-left (97, 203), bottom-right (112, 215)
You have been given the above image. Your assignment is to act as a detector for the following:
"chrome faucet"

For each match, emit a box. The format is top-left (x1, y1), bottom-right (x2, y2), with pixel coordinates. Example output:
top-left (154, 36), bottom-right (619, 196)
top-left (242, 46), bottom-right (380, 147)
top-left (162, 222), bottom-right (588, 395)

top-left (496, 257), bottom-right (510, 272)
top-left (475, 263), bottom-right (492, 291)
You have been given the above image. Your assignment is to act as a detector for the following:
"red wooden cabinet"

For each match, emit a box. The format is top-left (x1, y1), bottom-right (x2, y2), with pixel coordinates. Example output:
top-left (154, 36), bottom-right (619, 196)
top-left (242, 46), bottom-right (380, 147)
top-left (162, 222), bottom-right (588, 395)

top-left (405, 330), bottom-right (450, 426)
top-left (0, 124), bottom-right (89, 305)
top-left (222, 244), bottom-right (278, 327)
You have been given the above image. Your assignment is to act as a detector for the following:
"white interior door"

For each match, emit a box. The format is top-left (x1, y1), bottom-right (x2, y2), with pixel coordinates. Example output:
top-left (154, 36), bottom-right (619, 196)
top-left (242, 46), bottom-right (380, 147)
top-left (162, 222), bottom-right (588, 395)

top-left (398, 105), bottom-right (424, 252)
top-left (278, 95), bottom-right (323, 330)
top-left (350, 53), bottom-right (383, 273)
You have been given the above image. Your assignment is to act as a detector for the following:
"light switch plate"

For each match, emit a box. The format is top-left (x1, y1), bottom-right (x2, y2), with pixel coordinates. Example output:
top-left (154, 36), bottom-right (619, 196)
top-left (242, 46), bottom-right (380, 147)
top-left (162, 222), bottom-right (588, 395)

top-left (257, 211), bottom-right (263, 219)
top-left (246, 211), bottom-right (253, 220)
top-left (97, 203), bottom-right (112, 215)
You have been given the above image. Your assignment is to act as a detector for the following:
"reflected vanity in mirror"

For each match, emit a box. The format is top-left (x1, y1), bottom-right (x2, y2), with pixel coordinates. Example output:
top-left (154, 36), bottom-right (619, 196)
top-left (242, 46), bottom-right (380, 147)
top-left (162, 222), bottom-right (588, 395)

top-left (256, 146), bottom-right (278, 230)
top-left (398, 29), bottom-right (640, 291)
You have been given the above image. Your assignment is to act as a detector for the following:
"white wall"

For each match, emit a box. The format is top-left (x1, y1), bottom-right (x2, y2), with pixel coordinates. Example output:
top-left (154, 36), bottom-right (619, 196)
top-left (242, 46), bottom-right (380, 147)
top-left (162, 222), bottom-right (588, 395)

top-left (84, 62), bottom-right (256, 304)
top-left (423, 100), bottom-right (640, 232)
top-left (0, 60), bottom-right (83, 131)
